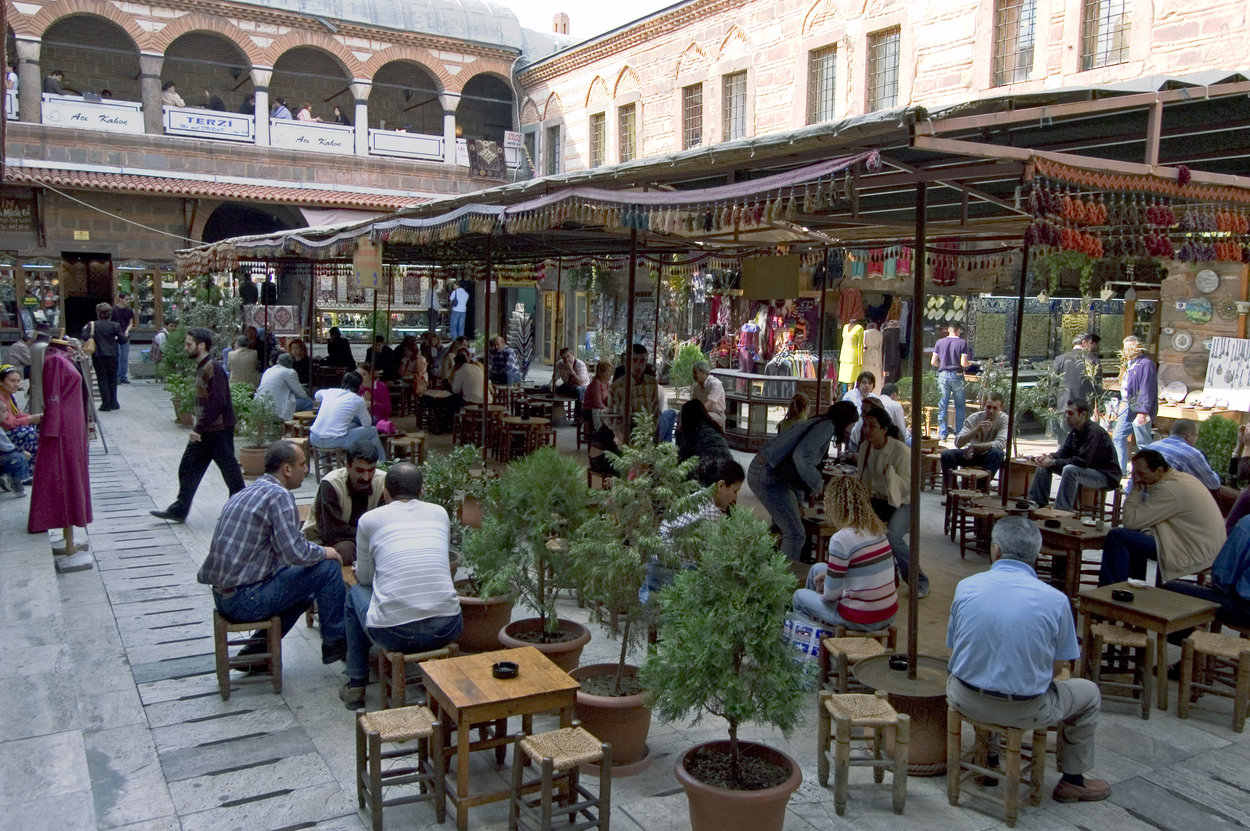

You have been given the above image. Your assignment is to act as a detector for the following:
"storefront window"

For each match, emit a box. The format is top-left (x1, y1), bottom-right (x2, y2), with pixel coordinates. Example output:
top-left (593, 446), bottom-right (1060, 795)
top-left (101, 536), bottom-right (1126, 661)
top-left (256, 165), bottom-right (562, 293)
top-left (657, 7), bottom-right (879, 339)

top-left (21, 260), bottom-right (61, 332)
top-left (160, 270), bottom-right (183, 327)
top-left (0, 258), bottom-right (17, 330)
top-left (116, 261), bottom-right (158, 330)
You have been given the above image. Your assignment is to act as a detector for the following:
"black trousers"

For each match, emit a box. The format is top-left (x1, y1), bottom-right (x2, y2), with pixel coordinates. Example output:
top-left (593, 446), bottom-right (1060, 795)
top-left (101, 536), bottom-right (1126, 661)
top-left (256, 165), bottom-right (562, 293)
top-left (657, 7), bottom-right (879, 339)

top-left (167, 429), bottom-right (245, 518)
top-left (91, 355), bottom-right (119, 410)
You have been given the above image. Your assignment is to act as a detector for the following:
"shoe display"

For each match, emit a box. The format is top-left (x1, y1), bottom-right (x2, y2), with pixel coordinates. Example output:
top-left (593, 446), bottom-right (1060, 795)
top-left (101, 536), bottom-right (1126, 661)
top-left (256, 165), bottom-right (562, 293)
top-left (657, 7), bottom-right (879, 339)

top-left (150, 509), bottom-right (186, 523)
top-left (1052, 778), bottom-right (1111, 803)
top-left (321, 639), bottom-right (347, 664)
top-left (339, 682), bottom-right (366, 710)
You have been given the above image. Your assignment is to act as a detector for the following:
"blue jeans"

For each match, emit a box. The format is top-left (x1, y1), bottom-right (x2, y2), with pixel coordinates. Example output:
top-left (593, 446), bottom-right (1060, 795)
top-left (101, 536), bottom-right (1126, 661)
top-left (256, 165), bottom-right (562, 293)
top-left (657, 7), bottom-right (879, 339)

top-left (749, 456), bottom-right (806, 560)
top-left (937, 371), bottom-right (966, 438)
top-left (295, 397), bottom-right (315, 413)
top-left (792, 563), bottom-right (895, 630)
top-left (116, 340), bottom-right (130, 382)
top-left (873, 499), bottom-right (927, 594)
top-left (311, 425), bottom-right (387, 463)
top-left (639, 558), bottom-right (696, 605)
top-left (215, 560), bottom-right (346, 642)
top-left (0, 449), bottom-right (30, 483)
top-left (344, 584), bottom-right (463, 685)
top-left (1099, 528), bottom-right (1156, 586)
top-left (1113, 409), bottom-right (1153, 477)
top-left (940, 447), bottom-right (1004, 482)
top-left (1164, 581), bottom-right (1250, 632)
top-left (1027, 464), bottom-right (1110, 512)
top-left (449, 310), bottom-right (465, 339)
top-left (657, 408), bottom-right (678, 443)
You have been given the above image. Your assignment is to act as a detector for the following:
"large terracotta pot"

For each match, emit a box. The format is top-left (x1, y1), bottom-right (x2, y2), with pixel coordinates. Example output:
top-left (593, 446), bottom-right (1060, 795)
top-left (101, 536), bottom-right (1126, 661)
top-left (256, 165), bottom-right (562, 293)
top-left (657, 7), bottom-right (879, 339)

top-left (568, 663), bottom-right (651, 769)
top-left (455, 580), bottom-right (514, 653)
top-left (459, 496), bottom-right (483, 529)
top-left (238, 445), bottom-right (266, 477)
top-left (674, 741), bottom-right (802, 831)
top-left (498, 618), bottom-right (591, 673)
top-left (176, 409), bottom-right (194, 427)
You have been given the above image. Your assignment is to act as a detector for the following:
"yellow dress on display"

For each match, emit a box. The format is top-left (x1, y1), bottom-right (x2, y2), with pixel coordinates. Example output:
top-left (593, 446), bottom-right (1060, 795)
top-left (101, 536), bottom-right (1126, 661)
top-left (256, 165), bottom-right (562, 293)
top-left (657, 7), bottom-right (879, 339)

top-left (839, 323), bottom-right (864, 384)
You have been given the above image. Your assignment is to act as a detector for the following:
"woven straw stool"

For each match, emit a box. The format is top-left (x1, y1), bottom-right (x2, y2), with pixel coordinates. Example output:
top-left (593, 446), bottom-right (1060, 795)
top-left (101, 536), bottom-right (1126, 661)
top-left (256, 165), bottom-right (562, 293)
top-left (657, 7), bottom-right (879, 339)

top-left (212, 610), bottom-right (282, 701)
top-left (921, 453), bottom-right (943, 491)
top-left (817, 690), bottom-right (910, 815)
top-left (1179, 630), bottom-right (1250, 733)
top-left (378, 643), bottom-right (459, 709)
top-left (1087, 622), bottom-right (1154, 720)
top-left (820, 636), bottom-right (887, 695)
top-left (951, 467), bottom-right (992, 494)
top-left (833, 624), bottom-right (898, 650)
top-left (947, 709), bottom-right (1047, 828)
top-left (508, 726), bottom-right (611, 831)
top-left (944, 488), bottom-right (983, 542)
top-left (961, 505), bottom-right (1006, 560)
top-left (355, 705), bottom-right (445, 830)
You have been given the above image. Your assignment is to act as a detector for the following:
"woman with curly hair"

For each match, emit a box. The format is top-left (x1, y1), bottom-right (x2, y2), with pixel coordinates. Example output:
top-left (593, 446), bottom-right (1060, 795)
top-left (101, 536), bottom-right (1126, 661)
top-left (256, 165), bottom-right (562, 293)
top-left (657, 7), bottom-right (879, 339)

top-left (792, 476), bottom-right (898, 630)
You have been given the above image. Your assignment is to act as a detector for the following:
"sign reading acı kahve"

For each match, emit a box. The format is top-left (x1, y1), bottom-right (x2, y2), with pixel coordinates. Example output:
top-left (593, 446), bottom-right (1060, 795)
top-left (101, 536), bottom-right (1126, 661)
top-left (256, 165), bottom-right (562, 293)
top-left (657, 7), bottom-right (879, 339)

top-left (164, 107), bottom-right (254, 142)
top-left (270, 120), bottom-right (353, 154)
top-left (41, 94), bottom-right (143, 134)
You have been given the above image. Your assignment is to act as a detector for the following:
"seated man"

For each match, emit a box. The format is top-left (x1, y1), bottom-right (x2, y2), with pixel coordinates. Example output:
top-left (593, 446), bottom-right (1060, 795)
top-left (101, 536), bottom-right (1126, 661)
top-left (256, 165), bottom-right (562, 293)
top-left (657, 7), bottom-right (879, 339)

top-left (1027, 399), bottom-right (1120, 511)
top-left (947, 516), bottom-right (1110, 804)
top-left (256, 353), bottom-right (314, 422)
top-left (1134, 418), bottom-right (1221, 493)
top-left (309, 370), bottom-right (386, 463)
top-left (841, 371), bottom-right (875, 412)
top-left (1100, 449), bottom-right (1225, 586)
top-left (488, 335), bottom-right (521, 386)
top-left (1166, 512), bottom-right (1250, 631)
top-left (941, 391), bottom-right (1008, 492)
top-left (197, 440), bottom-right (346, 665)
top-left (226, 334), bottom-right (260, 387)
top-left (549, 347), bottom-right (589, 400)
top-left (340, 462), bottom-right (463, 709)
top-left (450, 352), bottom-right (488, 410)
top-left (691, 361), bottom-right (726, 431)
top-left (302, 439), bottom-right (385, 565)
top-left (605, 343), bottom-right (663, 450)
top-left (879, 384), bottom-right (911, 447)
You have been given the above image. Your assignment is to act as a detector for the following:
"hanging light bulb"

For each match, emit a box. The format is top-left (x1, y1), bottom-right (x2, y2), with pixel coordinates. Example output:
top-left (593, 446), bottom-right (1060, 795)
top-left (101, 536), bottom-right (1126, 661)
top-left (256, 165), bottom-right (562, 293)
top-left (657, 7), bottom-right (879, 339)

top-left (1100, 286), bottom-right (1114, 302)
top-left (1124, 286), bottom-right (1137, 303)
top-left (1036, 290), bottom-right (1049, 303)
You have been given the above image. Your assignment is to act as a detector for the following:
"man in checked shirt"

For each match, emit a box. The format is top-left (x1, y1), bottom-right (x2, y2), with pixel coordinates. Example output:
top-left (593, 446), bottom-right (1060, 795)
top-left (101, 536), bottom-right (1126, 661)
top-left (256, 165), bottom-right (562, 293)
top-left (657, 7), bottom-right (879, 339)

top-left (198, 440), bottom-right (348, 666)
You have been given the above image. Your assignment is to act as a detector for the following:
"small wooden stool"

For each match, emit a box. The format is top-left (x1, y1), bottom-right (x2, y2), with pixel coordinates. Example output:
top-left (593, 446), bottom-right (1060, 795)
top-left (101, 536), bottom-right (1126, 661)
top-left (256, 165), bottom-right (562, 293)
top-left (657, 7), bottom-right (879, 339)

top-left (951, 467), bottom-right (992, 494)
top-left (355, 705), bottom-right (445, 830)
top-left (817, 690), bottom-right (909, 815)
top-left (944, 489), bottom-right (982, 542)
top-left (212, 610), bottom-right (282, 701)
top-left (833, 624), bottom-right (898, 650)
top-left (820, 636), bottom-right (887, 695)
top-left (961, 505), bottom-right (1006, 560)
top-left (947, 709), bottom-right (1047, 828)
top-left (388, 432), bottom-right (427, 465)
top-left (1087, 622), bottom-right (1154, 720)
top-left (310, 446), bottom-right (347, 482)
top-left (508, 726), bottom-right (611, 831)
top-left (921, 453), bottom-right (943, 491)
top-left (1179, 630), bottom-right (1250, 733)
top-left (1074, 484), bottom-right (1122, 525)
top-left (378, 643), bottom-right (459, 709)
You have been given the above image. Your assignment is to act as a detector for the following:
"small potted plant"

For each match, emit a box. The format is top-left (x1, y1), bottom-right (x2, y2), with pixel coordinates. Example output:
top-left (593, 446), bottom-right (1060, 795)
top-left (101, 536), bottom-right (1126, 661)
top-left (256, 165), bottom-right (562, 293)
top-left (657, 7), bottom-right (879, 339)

top-left (236, 391), bottom-right (281, 477)
top-left (566, 414), bottom-right (702, 769)
top-left (163, 371), bottom-right (195, 425)
top-left (639, 509), bottom-right (805, 831)
top-left (667, 342), bottom-right (706, 406)
top-left (461, 446), bottom-right (592, 671)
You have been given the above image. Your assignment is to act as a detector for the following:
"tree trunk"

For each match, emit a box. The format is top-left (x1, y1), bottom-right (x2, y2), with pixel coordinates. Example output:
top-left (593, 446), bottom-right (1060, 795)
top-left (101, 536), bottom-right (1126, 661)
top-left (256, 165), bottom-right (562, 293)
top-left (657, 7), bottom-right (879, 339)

top-left (728, 718), bottom-right (741, 788)
top-left (615, 616), bottom-right (631, 695)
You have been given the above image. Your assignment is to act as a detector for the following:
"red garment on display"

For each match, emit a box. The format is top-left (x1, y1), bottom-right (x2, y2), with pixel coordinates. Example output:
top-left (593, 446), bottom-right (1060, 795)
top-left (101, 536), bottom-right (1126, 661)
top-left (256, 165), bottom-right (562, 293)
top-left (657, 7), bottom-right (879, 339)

top-left (838, 287), bottom-right (865, 324)
top-left (28, 346), bottom-right (92, 533)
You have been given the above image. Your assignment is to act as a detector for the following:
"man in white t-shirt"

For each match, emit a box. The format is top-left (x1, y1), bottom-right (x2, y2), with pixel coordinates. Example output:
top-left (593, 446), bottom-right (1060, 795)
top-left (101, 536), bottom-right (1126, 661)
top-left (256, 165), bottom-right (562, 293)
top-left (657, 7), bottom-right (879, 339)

top-left (340, 462), bottom-right (463, 709)
top-left (449, 282), bottom-right (469, 339)
top-left (309, 370), bottom-right (386, 462)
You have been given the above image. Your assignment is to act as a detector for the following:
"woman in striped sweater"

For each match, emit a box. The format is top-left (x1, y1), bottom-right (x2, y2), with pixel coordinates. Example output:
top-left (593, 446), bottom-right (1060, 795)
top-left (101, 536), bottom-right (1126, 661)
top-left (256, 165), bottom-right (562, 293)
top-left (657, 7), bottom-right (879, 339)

top-left (792, 477), bottom-right (899, 630)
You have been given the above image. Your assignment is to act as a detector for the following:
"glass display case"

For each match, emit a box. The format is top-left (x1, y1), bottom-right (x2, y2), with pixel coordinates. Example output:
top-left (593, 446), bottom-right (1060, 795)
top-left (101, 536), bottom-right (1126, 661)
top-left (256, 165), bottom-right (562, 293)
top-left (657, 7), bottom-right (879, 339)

top-left (21, 258), bottom-right (61, 333)
top-left (712, 368), bottom-right (836, 451)
top-left (0, 256), bottom-right (17, 332)
top-left (159, 269), bottom-right (183, 327)
top-left (115, 260), bottom-right (158, 331)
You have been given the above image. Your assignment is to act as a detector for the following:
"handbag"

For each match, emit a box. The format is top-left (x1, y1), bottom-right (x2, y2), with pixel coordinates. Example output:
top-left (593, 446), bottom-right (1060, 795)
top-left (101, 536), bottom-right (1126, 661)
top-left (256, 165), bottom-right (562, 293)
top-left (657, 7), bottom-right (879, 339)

top-left (82, 321), bottom-right (97, 356)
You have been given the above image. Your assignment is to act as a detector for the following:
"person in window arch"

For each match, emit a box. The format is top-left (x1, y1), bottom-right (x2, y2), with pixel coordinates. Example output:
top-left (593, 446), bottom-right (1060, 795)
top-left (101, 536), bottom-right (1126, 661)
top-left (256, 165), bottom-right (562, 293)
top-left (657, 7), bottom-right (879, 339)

top-left (161, 81), bottom-right (184, 108)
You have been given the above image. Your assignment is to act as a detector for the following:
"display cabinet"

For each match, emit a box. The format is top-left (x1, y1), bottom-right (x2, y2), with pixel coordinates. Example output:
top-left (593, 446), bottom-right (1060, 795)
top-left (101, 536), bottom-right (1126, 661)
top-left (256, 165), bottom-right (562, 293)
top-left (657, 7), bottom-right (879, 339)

top-left (21, 258), bottom-right (61, 333)
top-left (712, 368), bottom-right (836, 451)
top-left (0, 256), bottom-right (17, 332)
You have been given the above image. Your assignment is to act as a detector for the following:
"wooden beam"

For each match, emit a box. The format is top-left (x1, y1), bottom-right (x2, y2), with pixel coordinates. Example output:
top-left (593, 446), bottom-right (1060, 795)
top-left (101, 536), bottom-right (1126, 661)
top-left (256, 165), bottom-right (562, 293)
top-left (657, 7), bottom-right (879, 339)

top-left (880, 154), bottom-right (1025, 214)
top-left (1145, 101), bottom-right (1163, 166)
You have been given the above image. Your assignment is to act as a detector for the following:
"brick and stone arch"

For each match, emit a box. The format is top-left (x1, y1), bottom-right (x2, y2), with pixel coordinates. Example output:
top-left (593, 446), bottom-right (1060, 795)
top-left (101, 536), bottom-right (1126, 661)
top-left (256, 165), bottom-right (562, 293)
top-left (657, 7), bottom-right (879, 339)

top-left (716, 25), bottom-right (752, 60)
top-left (151, 15), bottom-right (262, 66)
top-left (585, 75), bottom-right (609, 110)
top-left (261, 32), bottom-right (363, 79)
top-left (369, 59), bottom-right (445, 135)
top-left (519, 97), bottom-right (540, 126)
top-left (267, 43), bottom-right (357, 121)
top-left (614, 66), bottom-right (641, 98)
top-left (161, 29), bottom-right (257, 113)
top-left (803, 0), bottom-right (843, 36)
top-left (362, 45), bottom-right (453, 92)
top-left (675, 42), bottom-right (708, 78)
top-left (447, 57), bottom-right (513, 95)
top-left (543, 91), bottom-right (563, 121)
top-left (23, 0), bottom-right (149, 46)
top-left (39, 13), bottom-right (142, 102)
top-left (457, 72), bottom-right (514, 141)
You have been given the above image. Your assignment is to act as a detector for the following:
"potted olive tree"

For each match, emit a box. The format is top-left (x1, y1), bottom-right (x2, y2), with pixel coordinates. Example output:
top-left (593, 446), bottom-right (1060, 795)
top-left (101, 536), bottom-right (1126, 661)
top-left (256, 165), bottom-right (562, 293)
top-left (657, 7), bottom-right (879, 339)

top-left (566, 414), bottom-right (703, 769)
top-left (461, 446), bottom-right (592, 670)
top-left (236, 391), bottom-right (281, 477)
top-left (639, 509), bottom-right (805, 831)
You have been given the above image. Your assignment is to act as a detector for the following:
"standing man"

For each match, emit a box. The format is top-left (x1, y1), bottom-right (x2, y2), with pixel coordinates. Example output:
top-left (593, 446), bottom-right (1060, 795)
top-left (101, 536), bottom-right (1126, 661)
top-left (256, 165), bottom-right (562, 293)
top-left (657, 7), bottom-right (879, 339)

top-left (83, 303), bottom-right (122, 411)
top-left (340, 462), bottom-right (463, 709)
top-left (448, 281), bottom-right (469, 340)
top-left (150, 322), bottom-right (169, 371)
top-left (198, 440), bottom-right (346, 665)
top-left (111, 292), bottom-right (135, 385)
top-left (940, 390), bottom-right (1009, 492)
top-left (488, 335), bottom-right (521, 386)
top-left (303, 439), bottom-right (384, 565)
top-left (5, 330), bottom-right (32, 378)
top-left (1054, 334), bottom-right (1096, 446)
top-left (1027, 399), bottom-right (1120, 512)
top-left (550, 347), bottom-right (589, 400)
top-left (151, 327), bottom-right (246, 523)
top-left (930, 322), bottom-right (972, 441)
top-left (947, 516), bottom-right (1111, 804)
top-left (1114, 335), bottom-right (1157, 478)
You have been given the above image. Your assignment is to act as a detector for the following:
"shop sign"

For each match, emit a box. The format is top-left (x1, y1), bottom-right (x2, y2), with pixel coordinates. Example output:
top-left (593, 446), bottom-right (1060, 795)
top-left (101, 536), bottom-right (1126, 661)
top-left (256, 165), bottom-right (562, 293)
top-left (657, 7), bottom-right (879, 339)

top-left (41, 94), bottom-right (144, 134)
top-left (0, 195), bottom-right (36, 233)
top-left (270, 119), bottom-right (354, 154)
top-left (368, 129), bottom-right (444, 162)
top-left (163, 107), bottom-right (255, 142)
top-left (353, 240), bottom-right (385, 289)
top-left (504, 131), bottom-right (523, 149)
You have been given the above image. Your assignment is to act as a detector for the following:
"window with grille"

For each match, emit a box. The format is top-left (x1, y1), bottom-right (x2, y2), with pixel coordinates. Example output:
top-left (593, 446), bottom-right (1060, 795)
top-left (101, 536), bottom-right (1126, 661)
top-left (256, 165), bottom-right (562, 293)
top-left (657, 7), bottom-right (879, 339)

top-left (522, 131), bottom-right (537, 175)
top-left (993, 0), bottom-right (1036, 85)
top-left (618, 103), bottom-right (636, 163)
top-left (807, 45), bottom-right (837, 124)
top-left (589, 112), bottom-right (605, 167)
top-left (545, 124), bottom-right (560, 175)
top-left (866, 28), bottom-right (901, 112)
top-left (722, 71), bottom-right (747, 141)
top-left (682, 84), bottom-right (703, 149)
top-left (1081, 0), bottom-right (1131, 70)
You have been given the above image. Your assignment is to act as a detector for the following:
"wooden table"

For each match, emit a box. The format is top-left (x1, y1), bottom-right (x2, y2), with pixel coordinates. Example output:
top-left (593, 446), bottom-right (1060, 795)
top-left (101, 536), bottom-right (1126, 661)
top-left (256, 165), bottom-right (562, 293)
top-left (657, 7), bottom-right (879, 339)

top-left (423, 647), bottom-right (580, 831)
top-left (1078, 582), bottom-right (1219, 711)
top-left (293, 410), bottom-right (317, 426)
top-left (1035, 517), bottom-right (1108, 601)
top-left (500, 416), bottom-right (551, 461)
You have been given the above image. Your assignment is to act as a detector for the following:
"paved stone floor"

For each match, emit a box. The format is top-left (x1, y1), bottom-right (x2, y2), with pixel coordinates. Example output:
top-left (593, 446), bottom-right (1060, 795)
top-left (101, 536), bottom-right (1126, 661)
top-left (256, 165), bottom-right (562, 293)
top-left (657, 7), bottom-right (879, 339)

top-left (2, 372), bottom-right (1249, 831)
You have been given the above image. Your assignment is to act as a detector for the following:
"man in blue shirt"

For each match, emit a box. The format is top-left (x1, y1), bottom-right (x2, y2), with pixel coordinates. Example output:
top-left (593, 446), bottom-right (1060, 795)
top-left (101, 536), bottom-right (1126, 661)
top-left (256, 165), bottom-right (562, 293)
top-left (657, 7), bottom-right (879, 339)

top-left (1166, 513), bottom-right (1250, 631)
top-left (947, 516), bottom-right (1110, 803)
top-left (1134, 419), bottom-right (1221, 493)
top-left (930, 323), bottom-right (971, 440)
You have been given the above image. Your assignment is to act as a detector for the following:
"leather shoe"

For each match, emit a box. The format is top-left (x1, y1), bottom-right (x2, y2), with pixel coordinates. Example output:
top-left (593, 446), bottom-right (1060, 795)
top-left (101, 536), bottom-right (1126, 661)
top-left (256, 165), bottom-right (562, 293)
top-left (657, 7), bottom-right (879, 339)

top-left (1052, 778), bottom-right (1111, 803)
top-left (339, 682), bottom-right (366, 710)
top-left (150, 509), bottom-right (185, 523)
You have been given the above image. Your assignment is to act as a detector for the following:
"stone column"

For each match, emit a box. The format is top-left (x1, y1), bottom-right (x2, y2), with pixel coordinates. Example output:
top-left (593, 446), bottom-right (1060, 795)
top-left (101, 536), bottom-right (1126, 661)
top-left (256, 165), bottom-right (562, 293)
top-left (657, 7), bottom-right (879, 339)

top-left (252, 68), bottom-right (272, 146)
top-left (350, 81), bottom-right (370, 156)
top-left (138, 53), bottom-right (163, 135)
top-left (15, 37), bottom-right (40, 124)
top-left (441, 93), bottom-right (459, 165)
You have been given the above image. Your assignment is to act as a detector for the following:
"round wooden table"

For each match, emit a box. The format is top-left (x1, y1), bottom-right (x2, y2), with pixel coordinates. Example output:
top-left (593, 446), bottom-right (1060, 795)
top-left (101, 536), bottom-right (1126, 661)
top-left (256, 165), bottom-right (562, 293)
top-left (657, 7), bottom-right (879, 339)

top-left (499, 416), bottom-right (551, 461)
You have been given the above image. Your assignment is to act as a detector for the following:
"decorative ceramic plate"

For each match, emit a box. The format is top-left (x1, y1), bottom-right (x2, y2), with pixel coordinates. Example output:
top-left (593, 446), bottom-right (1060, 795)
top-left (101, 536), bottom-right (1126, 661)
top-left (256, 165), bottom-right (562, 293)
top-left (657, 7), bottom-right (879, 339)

top-left (1163, 381), bottom-right (1189, 403)
top-left (1184, 297), bottom-right (1214, 324)
top-left (1218, 297), bottom-right (1240, 321)
top-left (1196, 268), bottom-right (1220, 294)
top-left (1183, 390), bottom-right (1202, 406)
top-left (1172, 331), bottom-right (1193, 351)
top-left (1203, 392), bottom-right (1220, 408)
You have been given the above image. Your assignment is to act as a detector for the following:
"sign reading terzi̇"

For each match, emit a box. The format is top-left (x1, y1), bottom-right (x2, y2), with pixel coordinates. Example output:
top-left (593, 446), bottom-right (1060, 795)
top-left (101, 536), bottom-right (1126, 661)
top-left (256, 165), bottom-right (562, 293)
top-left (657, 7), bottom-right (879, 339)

top-left (163, 107), bottom-right (255, 142)
top-left (270, 119), bottom-right (354, 154)
top-left (41, 94), bottom-right (144, 134)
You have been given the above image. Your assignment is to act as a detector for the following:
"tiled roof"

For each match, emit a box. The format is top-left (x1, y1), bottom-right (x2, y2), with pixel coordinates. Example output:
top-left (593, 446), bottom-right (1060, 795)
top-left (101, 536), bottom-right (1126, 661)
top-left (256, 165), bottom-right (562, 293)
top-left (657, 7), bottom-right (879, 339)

top-left (3, 166), bottom-right (428, 210)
